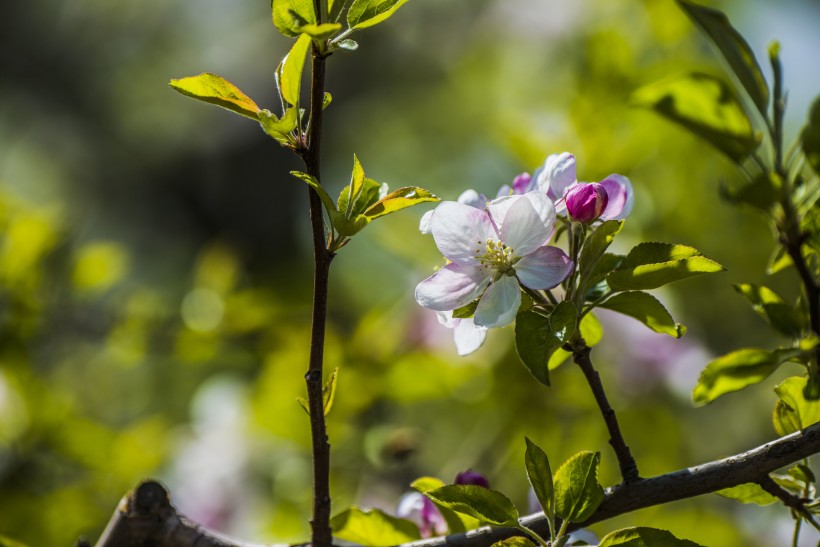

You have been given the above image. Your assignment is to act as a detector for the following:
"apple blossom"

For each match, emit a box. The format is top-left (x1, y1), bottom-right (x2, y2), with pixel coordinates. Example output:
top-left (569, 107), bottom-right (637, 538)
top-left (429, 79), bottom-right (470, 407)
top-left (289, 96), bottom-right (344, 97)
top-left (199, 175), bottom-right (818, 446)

top-left (436, 311), bottom-right (487, 356)
top-left (565, 182), bottom-right (609, 223)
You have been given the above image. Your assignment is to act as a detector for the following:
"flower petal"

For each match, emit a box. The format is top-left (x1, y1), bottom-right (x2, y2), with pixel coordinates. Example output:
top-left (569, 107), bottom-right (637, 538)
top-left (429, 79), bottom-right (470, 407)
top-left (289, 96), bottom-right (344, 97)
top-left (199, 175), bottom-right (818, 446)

top-left (415, 263), bottom-right (491, 311)
top-left (419, 209), bottom-right (434, 234)
top-left (457, 189), bottom-right (488, 209)
top-left (453, 317), bottom-right (487, 356)
top-left (599, 174), bottom-right (634, 220)
top-left (474, 275), bottom-right (521, 328)
top-left (486, 192), bottom-right (555, 241)
top-left (535, 152), bottom-right (576, 200)
top-left (515, 246), bottom-right (573, 290)
top-left (499, 195), bottom-right (552, 256)
top-left (431, 202), bottom-right (495, 265)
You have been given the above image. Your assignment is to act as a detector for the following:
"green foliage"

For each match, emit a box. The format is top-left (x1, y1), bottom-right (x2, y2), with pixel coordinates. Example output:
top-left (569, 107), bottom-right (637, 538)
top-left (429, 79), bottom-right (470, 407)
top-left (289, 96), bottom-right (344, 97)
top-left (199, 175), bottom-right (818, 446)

top-left (606, 242), bottom-right (725, 291)
top-left (347, 0), bottom-right (409, 31)
top-left (524, 437), bottom-right (554, 522)
top-left (515, 303), bottom-right (577, 386)
top-left (715, 483), bottom-right (777, 506)
top-left (553, 451), bottom-right (604, 523)
top-left (547, 312), bottom-right (603, 371)
top-left (598, 526), bottom-right (705, 547)
top-left (676, 0), bottom-right (769, 116)
top-left (803, 96), bottom-right (820, 177)
top-left (330, 507), bottom-right (421, 546)
top-left (362, 187), bottom-right (438, 220)
top-left (632, 72), bottom-right (759, 161)
top-left (598, 291), bottom-right (686, 338)
top-left (272, 0), bottom-right (317, 38)
top-left (734, 284), bottom-right (804, 338)
top-left (773, 376), bottom-right (820, 435)
top-left (720, 174), bottom-right (781, 212)
top-left (169, 73), bottom-right (261, 119)
top-left (259, 108), bottom-right (299, 145)
top-left (692, 347), bottom-right (805, 406)
top-left (279, 34), bottom-right (312, 107)
top-left (578, 220), bottom-right (623, 294)
top-left (424, 484), bottom-right (519, 526)
top-left (491, 538), bottom-right (536, 547)
top-left (411, 477), bottom-right (470, 533)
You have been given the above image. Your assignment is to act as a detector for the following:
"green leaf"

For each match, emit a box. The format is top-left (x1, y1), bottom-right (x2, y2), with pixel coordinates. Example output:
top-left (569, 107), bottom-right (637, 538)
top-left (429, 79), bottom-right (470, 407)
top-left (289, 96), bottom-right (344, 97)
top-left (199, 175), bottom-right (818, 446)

top-left (515, 304), bottom-right (577, 387)
top-left (347, 0), bottom-right (409, 30)
top-left (579, 220), bottom-right (624, 288)
top-left (323, 92), bottom-right (333, 109)
top-left (297, 22), bottom-right (343, 40)
top-left (767, 245), bottom-right (793, 275)
top-left (343, 154), bottom-right (366, 217)
top-left (296, 396), bottom-right (309, 415)
top-left (632, 72), bottom-right (760, 161)
top-left (364, 187), bottom-right (439, 220)
top-left (524, 437), bottom-right (554, 521)
top-left (676, 0), bottom-right (769, 116)
top-left (330, 507), bottom-right (421, 546)
top-left (715, 483), bottom-right (777, 505)
top-left (773, 376), bottom-right (820, 435)
top-left (802, 96), bottom-right (820, 177)
top-left (273, 0), bottom-right (317, 37)
top-left (290, 171), bottom-right (338, 219)
top-left (692, 347), bottom-right (804, 406)
top-left (606, 242), bottom-right (725, 291)
top-left (492, 538), bottom-right (536, 547)
top-left (599, 291), bottom-right (685, 338)
top-left (789, 463), bottom-right (816, 485)
top-left (410, 477), bottom-right (469, 534)
top-left (554, 451), bottom-right (604, 523)
top-left (548, 313), bottom-right (602, 371)
top-left (585, 253), bottom-right (625, 293)
top-left (719, 174), bottom-right (781, 212)
top-left (424, 484), bottom-right (519, 526)
top-left (259, 107), bottom-right (299, 144)
top-left (338, 178), bottom-right (382, 219)
top-left (411, 476), bottom-right (445, 493)
top-left (169, 73), bottom-right (261, 119)
top-left (551, 301), bottom-right (578, 344)
top-left (279, 33), bottom-right (312, 106)
top-left (598, 526), bottom-right (705, 547)
top-left (734, 284), bottom-right (804, 338)
top-left (323, 367), bottom-right (338, 416)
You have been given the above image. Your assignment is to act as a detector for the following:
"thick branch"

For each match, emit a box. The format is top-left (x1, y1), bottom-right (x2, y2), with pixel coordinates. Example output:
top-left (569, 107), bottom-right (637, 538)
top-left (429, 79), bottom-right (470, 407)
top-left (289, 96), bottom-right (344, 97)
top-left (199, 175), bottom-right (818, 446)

top-left (570, 342), bottom-right (640, 483)
top-left (304, 45), bottom-right (334, 547)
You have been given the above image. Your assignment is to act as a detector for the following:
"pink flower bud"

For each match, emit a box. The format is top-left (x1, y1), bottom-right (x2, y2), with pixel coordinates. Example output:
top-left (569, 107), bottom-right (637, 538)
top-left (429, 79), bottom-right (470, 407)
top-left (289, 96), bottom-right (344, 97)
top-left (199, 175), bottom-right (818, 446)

top-left (455, 470), bottom-right (490, 488)
top-left (565, 183), bottom-right (608, 223)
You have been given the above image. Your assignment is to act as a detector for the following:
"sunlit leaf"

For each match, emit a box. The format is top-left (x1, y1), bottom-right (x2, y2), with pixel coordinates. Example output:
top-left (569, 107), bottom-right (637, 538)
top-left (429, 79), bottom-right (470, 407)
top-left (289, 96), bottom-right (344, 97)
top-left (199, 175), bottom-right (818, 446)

top-left (364, 187), bottom-right (439, 219)
top-left (259, 108), bottom-right (299, 144)
top-left (802, 96), bottom-right (820, 177)
top-left (579, 220), bottom-right (624, 288)
top-left (280, 34), bottom-right (312, 106)
top-left (676, 0), bottom-right (769, 115)
top-left (169, 73), bottom-right (260, 119)
top-left (633, 72), bottom-right (760, 161)
top-left (347, 0), bottom-right (409, 30)
top-left (323, 92), bottom-right (333, 109)
top-left (290, 171), bottom-right (337, 218)
top-left (272, 0), bottom-right (317, 37)
top-left (554, 451), bottom-right (604, 523)
top-left (599, 526), bottom-right (705, 547)
top-left (734, 284), bottom-right (804, 338)
top-left (323, 367), bottom-right (339, 416)
top-left (330, 507), bottom-right (421, 546)
top-left (692, 347), bottom-right (804, 406)
top-left (773, 376), bottom-right (820, 435)
top-left (298, 22), bottom-right (343, 40)
top-left (524, 437), bottom-right (554, 521)
top-left (491, 538), bottom-right (536, 547)
top-left (599, 291), bottom-right (686, 338)
top-left (424, 484), bottom-right (519, 526)
top-left (411, 476), bottom-right (445, 493)
top-left (548, 313), bottom-right (602, 371)
top-left (607, 242), bottom-right (725, 291)
top-left (715, 483), bottom-right (777, 505)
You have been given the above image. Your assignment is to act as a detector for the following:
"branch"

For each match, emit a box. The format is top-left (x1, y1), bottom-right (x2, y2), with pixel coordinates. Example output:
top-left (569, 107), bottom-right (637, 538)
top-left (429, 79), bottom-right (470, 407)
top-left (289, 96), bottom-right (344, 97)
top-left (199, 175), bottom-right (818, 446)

top-left (92, 423), bottom-right (820, 547)
top-left (758, 475), bottom-right (820, 532)
top-left (570, 341), bottom-right (640, 483)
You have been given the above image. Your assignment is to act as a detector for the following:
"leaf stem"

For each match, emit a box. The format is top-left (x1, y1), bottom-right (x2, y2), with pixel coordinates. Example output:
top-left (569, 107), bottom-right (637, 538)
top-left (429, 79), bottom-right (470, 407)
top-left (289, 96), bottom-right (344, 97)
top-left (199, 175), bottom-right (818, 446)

top-left (515, 525), bottom-right (549, 547)
top-left (569, 340), bottom-right (640, 483)
top-left (303, 39), bottom-right (335, 547)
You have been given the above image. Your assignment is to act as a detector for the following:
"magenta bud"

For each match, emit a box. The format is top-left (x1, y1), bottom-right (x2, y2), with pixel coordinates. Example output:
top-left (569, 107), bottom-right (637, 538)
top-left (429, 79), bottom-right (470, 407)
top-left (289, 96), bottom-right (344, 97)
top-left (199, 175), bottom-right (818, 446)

top-left (455, 470), bottom-right (490, 488)
top-left (565, 183), bottom-right (608, 223)
top-left (512, 172), bottom-right (533, 195)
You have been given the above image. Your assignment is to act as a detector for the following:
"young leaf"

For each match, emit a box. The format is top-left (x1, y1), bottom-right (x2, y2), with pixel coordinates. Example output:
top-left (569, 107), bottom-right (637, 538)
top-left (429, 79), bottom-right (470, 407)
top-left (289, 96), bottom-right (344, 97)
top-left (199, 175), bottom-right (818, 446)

top-left (364, 187), bottom-right (439, 220)
top-left (676, 0), bottom-right (769, 116)
top-left (773, 376), bottom-right (820, 435)
top-left (337, 39), bottom-right (360, 51)
top-left (606, 242), bottom-right (725, 291)
top-left (692, 347), bottom-right (804, 406)
top-left (598, 291), bottom-right (686, 338)
top-left (280, 33), bottom-right (312, 106)
top-left (290, 171), bottom-right (338, 218)
top-left (344, 154), bottom-right (366, 216)
top-left (598, 527), bottom-right (705, 547)
top-left (297, 22), bottom-right (343, 40)
top-left (632, 72), bottom-right (760, 162)
top-left (524, 437), bottom-right (554, 521)
top-left (734, 284), bottom-right (804, 338)
top-left (424, 484), bottom-right (519, 526)
top-left (347, 0), bottom-right (409, 31)
top-left (547, 313), bottom-right (602, 371)
top-left (578, 220), bottom-right (624, 287)
top-left (259, 107), bottom-right (299, 144)
top-left (338, 178), bottom-right (382, 219)
top-left (323, 367), bottom-right (339, 416)
top-left (715, 483), bottom-right (778, 506)
top-left (491, 538), bottom-right (536, 547)
top-left (330, 507), bottom-right (421, 546)
top-left (554, 451), bottom-right (604, 523)
top-left (169, 73), bottom-right (261, 119)
top-left (411, 476), bottom-right (445, 493)
top-left (802, 96), bottom-right (820, 177)
top-left (296, 396), bottom-right (310, 415)
top-left (323, 92), bottom-right (333, 109)
top-left (272, 0), bottom-right (317, 37)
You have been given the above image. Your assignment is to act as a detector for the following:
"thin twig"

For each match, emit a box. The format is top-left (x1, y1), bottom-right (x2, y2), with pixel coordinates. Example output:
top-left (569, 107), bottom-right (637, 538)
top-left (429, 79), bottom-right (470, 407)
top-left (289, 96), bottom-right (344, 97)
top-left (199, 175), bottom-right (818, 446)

top-left (758, 475), bottom-right (820, 533)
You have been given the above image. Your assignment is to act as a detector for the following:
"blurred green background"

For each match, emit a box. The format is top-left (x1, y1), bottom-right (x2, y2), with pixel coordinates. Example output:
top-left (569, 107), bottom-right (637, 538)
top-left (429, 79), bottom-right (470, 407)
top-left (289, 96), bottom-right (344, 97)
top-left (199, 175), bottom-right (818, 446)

top-left (1, 0), bottom-right (819, 545)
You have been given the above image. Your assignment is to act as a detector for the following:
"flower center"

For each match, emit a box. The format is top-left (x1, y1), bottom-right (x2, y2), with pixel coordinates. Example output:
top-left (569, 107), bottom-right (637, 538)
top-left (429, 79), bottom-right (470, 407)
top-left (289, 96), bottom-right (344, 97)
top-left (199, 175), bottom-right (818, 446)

top-left (476, 239), bottom-right (517, 275)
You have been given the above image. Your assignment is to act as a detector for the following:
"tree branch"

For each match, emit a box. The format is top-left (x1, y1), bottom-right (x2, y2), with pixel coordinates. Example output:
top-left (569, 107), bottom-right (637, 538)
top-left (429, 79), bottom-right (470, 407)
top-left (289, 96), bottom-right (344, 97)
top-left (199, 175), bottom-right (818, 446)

top-left (92, 422), bottom-right (820, 547)
top-left (570, 341), bottom-right (640, 483)
top-left (758, 475), bottom-right (820, 532)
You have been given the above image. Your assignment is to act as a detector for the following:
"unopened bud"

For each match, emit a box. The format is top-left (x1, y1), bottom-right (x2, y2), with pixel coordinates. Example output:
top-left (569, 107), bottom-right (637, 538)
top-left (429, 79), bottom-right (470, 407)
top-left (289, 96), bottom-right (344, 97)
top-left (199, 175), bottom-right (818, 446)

top-left (565, 183), bottom-right (608, 223)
